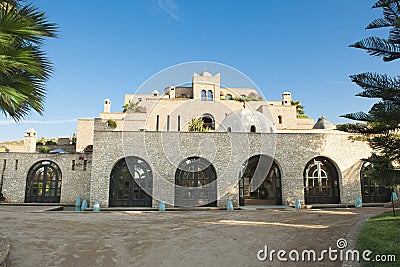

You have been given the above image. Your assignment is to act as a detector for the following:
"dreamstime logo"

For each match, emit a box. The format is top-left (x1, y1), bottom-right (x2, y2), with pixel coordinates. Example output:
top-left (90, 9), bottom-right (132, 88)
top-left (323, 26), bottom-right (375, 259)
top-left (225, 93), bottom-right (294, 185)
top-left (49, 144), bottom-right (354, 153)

top-left (257, 238), bottom-right (397, 263)
top-left (121, 61), bottom-right (277, 207)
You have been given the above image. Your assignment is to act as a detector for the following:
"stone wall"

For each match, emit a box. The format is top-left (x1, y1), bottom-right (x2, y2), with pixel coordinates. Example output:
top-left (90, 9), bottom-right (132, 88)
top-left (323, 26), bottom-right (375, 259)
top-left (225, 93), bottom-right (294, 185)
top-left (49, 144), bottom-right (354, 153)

top-left (90, 120), bottom-right (370, 207)
top-left (0, 152), bottom-right (92, 204)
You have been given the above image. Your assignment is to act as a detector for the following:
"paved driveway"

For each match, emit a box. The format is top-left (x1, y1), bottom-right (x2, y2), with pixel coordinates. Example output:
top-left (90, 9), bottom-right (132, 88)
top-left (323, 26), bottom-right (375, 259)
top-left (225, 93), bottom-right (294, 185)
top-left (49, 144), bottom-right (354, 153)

top-left (0, 206), bottom-right (387, 266)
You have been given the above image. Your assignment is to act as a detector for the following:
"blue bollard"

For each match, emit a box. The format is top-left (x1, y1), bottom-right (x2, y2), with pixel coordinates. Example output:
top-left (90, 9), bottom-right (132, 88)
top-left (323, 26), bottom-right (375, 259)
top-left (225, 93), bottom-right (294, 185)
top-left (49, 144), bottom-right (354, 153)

top-left (158, 201), bottom-right (166, 211)
top-left (227, 199), bottom-right (234, 211)
top-left (355, 197), bottom-right (362, 208)
top-left (295, 198), bottom-right (301, 210)
top-left (75, 197), bottom-right (81, 212)
top-left (81, 199), bottom-right (88, 211)
top-left (392, 192), bottom-right (398, 202)
top-left (93, 201), bottom-right (101, 212)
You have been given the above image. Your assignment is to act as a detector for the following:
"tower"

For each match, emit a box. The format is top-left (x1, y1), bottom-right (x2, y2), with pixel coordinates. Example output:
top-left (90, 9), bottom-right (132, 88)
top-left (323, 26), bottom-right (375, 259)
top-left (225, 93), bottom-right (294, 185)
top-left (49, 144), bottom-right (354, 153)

top-left (104, 98), bottom-right (111, 113)
top-left (282, 92), bottom-right (292, 106)
top-left (24, 128), bottom-right (37, 153)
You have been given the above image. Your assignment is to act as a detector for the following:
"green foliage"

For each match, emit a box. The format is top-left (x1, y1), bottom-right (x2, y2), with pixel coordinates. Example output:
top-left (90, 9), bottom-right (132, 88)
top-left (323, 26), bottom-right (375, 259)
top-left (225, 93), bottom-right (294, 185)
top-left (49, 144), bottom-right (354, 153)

top-left (39, 145), bottom-right (50, 153)
top-left (232, 96), bottom-right (263, 102)
top-left (0, 0), bottom-right (57, 120)
top-left (188, 117), bottom-right (209, 132)
top-left (107, 119), bottom-right (117, 129)
top-left (356, 211), bottom-right (400, 266)
top-left (339, 0), bottom-right (400, 187)
top-left (122, 101), bottom-right (141, 113)
top-left (44, 140), bottom-right (56, 146)
top-left (350, 1), bottom-right (400, 62)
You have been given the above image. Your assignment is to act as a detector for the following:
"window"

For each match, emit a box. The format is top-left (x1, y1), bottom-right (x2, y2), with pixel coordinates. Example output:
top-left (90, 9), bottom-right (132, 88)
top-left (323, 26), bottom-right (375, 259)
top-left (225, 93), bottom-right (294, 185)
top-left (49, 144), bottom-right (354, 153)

top-left (207, 90), bottom-right (213, 101)
top-left (138, 97), bottom-right (142, 102)
top-left (201, 90), bottom-right (206, 101)
top-left (167, 115), bottom-right (170, 131)
top-left (156, 115), bottom-right (159, 131)
top-left (15, 160), bottom-right (18, 170)
top-left (72, 160), bottom-right (75, 171)
top-left (177, 116), bottom-right (181, 132)
top-left (278, 116), bottom-right (283, 124)
top-left (250, 125), bottom-right (256, 133)
top-left (227, 127), bottom-right (232, 132)
top-left (202, 114), bottom-right (215, 130)
top-left (226, 94), bottom-right (233, 100)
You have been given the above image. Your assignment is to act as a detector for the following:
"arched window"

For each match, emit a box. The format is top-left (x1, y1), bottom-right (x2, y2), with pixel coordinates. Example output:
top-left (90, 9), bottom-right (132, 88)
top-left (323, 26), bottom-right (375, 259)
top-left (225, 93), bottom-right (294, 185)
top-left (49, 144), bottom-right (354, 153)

top-left (207, 90), bottom-right (213, 101)
top-left (278, 115), bottom-right (283, 124)
top-left (226, 94), bottom-right (233, 100)
top-left (201, 90), bottom-right (206, 101)
top-left (303, 157), bottom-right (340, 204)
top-left (175, 157), bottom-right (217, 207)
top-left (202, 114), bottom-right (215, 130)
top-left (25, 160), bottom-right (62, 203)
top-left (250, 125), bottom-right (256, 132)
top-left (109, 157), bottom-right (153, 207)
top-left (227, 127), bottom-right (232, 132)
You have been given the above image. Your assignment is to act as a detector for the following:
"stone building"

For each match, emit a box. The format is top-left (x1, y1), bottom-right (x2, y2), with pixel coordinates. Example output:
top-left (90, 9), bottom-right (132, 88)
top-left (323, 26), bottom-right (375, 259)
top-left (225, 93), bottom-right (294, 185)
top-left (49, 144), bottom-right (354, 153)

top-left (0, 72), bottom-right (392, 207)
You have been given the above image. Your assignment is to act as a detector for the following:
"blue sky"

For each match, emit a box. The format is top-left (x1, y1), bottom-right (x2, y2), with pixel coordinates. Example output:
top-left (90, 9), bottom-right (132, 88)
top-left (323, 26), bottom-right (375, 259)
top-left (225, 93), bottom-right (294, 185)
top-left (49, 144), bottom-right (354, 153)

top-left (0, 0), bottom-right (396, 141)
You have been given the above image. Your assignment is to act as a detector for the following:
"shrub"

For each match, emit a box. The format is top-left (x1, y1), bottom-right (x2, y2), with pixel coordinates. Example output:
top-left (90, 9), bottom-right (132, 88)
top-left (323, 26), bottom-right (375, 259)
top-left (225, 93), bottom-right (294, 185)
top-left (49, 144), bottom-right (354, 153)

top-left (40, 146), bottom-right (51, 153)
top-left (107, 119), bottom-right (117, 129)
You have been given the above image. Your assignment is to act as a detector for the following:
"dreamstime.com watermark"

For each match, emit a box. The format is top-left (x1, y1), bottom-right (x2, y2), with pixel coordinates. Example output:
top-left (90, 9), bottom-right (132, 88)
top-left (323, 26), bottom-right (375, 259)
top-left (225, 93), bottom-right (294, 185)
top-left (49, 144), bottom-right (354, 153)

top-left (257, 238), bottom-right (397, 263)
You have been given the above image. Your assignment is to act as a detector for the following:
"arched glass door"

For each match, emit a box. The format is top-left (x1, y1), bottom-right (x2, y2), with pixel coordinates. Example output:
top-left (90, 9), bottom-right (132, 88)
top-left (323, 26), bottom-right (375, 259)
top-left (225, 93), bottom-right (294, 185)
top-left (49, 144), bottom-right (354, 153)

top-left (304, 157), bottom-right (340, 204)
top-left (175, 157), bottom-right (217, 207)
top-left (109, 157), bottom-right (153, 207)
top-left (25, 161), bottom-right (62, 203)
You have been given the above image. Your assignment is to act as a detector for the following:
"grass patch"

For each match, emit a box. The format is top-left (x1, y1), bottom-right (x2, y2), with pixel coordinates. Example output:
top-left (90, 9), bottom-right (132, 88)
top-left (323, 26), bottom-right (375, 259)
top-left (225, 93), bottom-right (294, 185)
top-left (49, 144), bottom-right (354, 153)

top-left (356, 210), bottom-right (400, 266)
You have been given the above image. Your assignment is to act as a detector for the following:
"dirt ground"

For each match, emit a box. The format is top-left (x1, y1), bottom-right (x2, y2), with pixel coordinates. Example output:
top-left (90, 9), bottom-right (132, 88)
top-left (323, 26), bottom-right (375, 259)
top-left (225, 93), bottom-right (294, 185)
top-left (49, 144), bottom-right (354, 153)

top-left (0, 206), bottom-right (389, 267)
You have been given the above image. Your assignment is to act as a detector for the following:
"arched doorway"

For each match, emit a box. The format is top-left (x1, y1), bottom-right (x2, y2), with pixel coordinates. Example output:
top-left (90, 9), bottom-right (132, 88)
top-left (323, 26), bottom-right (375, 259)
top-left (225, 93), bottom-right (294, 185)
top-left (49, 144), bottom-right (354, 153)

top-left (303, 157), bottom-right (340, 204)
top-left (109, 157), bottom-right (153, 207)
top-left (175, 157), bottom-right (217, 207)
top-left (239, 155), bottom-right (282, 206)
top-left (360, 163), bottom-right (391, 203)
top-left (25, 160), bottom-right (62, 203)
top-left (202, 114), bottom-right (215, 130)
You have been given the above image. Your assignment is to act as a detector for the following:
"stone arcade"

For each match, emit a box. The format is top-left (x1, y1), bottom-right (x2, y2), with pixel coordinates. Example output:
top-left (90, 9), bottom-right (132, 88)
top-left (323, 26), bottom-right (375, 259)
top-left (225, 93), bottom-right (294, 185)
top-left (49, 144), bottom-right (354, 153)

top-left (0, 72), bottom-right (392, 207)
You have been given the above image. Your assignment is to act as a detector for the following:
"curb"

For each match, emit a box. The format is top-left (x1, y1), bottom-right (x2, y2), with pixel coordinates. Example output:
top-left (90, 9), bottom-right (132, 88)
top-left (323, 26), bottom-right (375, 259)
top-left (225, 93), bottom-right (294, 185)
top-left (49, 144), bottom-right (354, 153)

top-left (0, 235), bottom-right (10, 267)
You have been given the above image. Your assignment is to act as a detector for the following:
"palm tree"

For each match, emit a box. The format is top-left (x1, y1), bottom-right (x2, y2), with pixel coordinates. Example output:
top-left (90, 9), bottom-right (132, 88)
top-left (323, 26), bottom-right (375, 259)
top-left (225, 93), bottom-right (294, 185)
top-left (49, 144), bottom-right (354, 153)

top-left (0, 0), bottom-right (57, 120)
top-left (291, 100), bottom-right (307, 118)
top-left (123, 101), bottom-right (141, 113)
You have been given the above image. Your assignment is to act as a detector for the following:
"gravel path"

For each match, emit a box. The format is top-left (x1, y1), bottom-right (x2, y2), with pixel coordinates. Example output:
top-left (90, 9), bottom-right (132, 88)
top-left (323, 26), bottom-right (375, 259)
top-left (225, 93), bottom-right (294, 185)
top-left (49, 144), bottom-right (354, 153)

top-left (0, 206), bottom-right (388, 267)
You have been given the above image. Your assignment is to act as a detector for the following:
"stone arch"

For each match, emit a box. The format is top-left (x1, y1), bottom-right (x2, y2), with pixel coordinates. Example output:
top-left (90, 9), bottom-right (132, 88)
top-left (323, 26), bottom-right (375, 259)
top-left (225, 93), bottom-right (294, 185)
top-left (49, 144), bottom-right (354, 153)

top-left (109, 156), bottom-right (153, 207)
top-left (303, 156), bottom-right (340, 204)
top-left (239, 155), bottom-right (282, 206)
top-left (360, 162), bottom-right (391, 203)
top-left (202, 113), bottom-right (215, 130)
top-left (174, 157), bottom-right (217, 207)
top-left (25, 160), bottom-right (62, 203)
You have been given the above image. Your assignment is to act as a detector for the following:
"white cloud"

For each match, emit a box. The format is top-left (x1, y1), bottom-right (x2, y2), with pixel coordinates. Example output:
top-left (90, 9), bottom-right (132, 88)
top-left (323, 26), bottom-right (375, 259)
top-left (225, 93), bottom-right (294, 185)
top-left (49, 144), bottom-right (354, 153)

top-left (0, 119), bottom-right (77, 126)
top-left (158, 0), bottom-right (180, 21)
